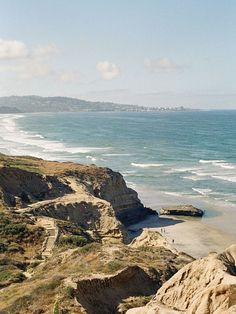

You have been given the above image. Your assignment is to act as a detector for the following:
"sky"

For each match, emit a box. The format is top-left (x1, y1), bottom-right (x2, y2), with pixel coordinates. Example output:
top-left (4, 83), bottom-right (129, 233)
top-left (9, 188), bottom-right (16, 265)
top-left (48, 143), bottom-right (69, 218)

top-left (0, 0), bottom-right (236, 109)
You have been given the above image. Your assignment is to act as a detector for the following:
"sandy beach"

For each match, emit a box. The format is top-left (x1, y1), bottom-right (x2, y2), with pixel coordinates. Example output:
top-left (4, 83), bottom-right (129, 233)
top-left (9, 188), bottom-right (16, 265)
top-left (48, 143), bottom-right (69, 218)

top-left (127, 186), bottom-right (236, 258)
top-left (128, 214), bottom-right (235, 258)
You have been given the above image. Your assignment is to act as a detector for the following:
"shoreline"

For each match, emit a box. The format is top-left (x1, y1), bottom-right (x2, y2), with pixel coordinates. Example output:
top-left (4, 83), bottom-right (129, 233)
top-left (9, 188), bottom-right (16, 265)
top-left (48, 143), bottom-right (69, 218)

top-left (128, 214), bottom-right (235, 258)
top-left (131, 185), bottom-right (236, 258)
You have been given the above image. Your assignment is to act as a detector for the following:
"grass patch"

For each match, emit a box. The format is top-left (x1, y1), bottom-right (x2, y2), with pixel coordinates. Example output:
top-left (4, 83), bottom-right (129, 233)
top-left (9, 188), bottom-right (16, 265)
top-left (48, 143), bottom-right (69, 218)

top-left (0, 213), bottom-right (29, 238)
top-left (79, 242), bottom-right (99, 254)
top-left (107, 259), bottom-right (124, 273)
top-left (59, 235), bottom-right (88, 248)
top-left (118, 295), bottom-right (153, 313)
top-left (2, 157), bottom-right (43, 174)
top-left (0, 265), bottom-right (25, 286)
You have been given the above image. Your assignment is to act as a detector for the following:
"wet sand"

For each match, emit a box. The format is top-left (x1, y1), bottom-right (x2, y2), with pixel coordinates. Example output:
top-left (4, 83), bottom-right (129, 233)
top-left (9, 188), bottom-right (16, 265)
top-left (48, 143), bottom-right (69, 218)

top-left (128, 214), bottom-right (235, 258)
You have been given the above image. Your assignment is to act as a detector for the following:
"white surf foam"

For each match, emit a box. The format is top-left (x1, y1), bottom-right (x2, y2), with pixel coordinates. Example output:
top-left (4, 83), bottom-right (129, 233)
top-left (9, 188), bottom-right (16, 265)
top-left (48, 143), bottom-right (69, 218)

top-left (199, 159), bottom-right (225, 164)
top-left (212, 175), bottom-right (236, 183)
top-left (163, 191), bottom-right (184, 197)
top-left (192, 188), bottom-right (212, 196)
top-left (131, 162), bottom-right (163, 168)
top-left (212, 162), bottom-right (235, 169)
top-left (164, 167), bottom-right (201, 174)
top-left (0, 114), bottom-right (110, 156)
top-left (182, 175), bottom-right (202, 181)
top-left (103, 153), bottom-right (132, 157)
top-left (86, 155), bottom-right (97, 162)
top-left (190, 170), bottom-right (209, 177)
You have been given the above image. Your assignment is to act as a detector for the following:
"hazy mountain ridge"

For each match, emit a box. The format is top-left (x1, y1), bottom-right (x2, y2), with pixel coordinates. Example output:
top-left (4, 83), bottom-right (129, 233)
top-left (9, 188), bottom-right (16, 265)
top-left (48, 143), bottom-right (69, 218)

top-left (0, 95), bottom-right (189, 113)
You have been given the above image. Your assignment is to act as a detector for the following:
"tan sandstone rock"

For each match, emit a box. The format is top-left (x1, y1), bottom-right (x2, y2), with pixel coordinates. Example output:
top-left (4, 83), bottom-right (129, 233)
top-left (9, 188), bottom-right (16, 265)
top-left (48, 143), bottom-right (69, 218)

top-left (127, 244), bottom-right (236, 314)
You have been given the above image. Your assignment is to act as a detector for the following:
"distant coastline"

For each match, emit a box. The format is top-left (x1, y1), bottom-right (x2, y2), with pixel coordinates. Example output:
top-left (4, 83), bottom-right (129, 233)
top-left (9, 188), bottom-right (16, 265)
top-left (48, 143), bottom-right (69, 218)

top-left (0, 95), bottom-right (195, 113)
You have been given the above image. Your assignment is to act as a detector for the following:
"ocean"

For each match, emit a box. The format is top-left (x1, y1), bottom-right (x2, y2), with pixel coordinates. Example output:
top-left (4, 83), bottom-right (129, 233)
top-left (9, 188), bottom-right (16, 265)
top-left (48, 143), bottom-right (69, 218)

top-left (0, 110), bottom-right (236, 236)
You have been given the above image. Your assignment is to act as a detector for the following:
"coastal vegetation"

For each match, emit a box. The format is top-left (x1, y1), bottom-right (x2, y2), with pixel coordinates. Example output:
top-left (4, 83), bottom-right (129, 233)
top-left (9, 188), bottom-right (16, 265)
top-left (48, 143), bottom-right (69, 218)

top-left (0, 154), bottom-right (235, 313)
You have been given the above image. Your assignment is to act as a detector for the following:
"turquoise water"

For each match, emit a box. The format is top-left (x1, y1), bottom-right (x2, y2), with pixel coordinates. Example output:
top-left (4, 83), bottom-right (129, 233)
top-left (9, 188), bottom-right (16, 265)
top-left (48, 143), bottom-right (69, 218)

top-left (0, 111), bottom-right (236, 209)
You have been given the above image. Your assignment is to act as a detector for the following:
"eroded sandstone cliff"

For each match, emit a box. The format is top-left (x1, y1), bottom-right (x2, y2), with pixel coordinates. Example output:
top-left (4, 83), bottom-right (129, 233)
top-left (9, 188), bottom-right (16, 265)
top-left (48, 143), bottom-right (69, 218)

top-left (127, 245), bottom-right (236, 314)
top-left (0, 155), bottom-right (157, 243)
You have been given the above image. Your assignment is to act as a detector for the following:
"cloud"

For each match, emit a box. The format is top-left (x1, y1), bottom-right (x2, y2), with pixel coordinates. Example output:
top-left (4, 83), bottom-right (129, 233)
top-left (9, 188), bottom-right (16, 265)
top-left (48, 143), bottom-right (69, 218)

top-left (0, 40), bottom-right (58, 79)
top-left (59, 71), bottom-right (80, 83)
top-left (0, 39), bottom-right (29, 59)
top-left (96, 61), bottom-right (120, 80)
top-left (144, 57), bottom-right (186, 72)
top-left (31, 44), bottom-right (58, 58)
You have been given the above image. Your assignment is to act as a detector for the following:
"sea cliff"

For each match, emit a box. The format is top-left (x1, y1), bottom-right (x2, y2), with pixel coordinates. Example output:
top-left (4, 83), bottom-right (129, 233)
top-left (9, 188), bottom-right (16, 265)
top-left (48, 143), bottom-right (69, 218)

top-left (0, 154), bottom-right (235, 314)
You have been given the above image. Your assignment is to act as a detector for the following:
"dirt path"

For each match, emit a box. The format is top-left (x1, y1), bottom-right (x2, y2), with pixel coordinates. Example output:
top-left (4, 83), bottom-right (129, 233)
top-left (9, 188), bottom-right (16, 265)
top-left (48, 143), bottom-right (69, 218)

top-left (36, 216), bottom-right (59, 259)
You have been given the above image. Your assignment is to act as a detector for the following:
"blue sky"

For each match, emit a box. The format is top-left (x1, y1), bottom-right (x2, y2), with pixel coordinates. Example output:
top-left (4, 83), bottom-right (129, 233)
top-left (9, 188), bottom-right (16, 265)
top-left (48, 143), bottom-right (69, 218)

top-left (0, 0), bottom-right (236, 108)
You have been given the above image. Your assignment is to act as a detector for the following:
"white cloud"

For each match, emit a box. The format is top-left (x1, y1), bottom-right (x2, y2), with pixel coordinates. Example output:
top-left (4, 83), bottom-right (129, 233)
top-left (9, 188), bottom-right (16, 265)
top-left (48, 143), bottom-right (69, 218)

top-left (144, 57), bottom-right (185, 72)
top-left (0, 63), bottom-right (50, 79)
top-left (0, 39), bottom-right (29, 59)
top-left (31, 44), bottom-right (58, 58)
top-left (96, 61), bottom-right (120, 80)
top-left (0, 40), bottom-right (58, 79)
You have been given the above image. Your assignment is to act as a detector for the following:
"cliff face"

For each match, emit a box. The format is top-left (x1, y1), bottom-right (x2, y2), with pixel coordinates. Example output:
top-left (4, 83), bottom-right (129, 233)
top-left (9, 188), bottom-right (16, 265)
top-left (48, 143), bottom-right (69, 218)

top-left (73, 266), bottom-right (160, 314)
top-left (127, 245), bottom-right (236, 314)
top-left (91, 168), bottom-right (156, 226)
top-left (0, 166), bottom-right (71, 207)
top-left (0, 156), bottom-right (156, 242)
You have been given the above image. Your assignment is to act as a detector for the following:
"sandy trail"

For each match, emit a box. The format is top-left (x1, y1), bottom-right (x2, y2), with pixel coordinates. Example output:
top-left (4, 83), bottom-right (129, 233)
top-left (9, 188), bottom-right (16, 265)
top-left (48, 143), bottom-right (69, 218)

top-left (36, 216), bottom-right (59, 258)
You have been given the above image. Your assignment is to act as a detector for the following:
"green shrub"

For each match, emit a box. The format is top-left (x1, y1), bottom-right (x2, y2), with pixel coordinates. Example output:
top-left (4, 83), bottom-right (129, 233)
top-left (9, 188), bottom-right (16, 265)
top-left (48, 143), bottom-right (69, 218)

top-left (7, 242), bottom-right (24, 253)
top-left (59, 235), bottom-right (88, 247)
top-left (107, 260), bottom-right (123, 273)
top-left (53, 301), bottom-right (60, 314)
top-left (65, 286), bottom-right (74, 299)
top-left (1, 223), bottom-right (28, 236)
top-left (29, 260), bottom-right (41, 269)
top-left (0, 241), bottom-right (7, 253)
top-left (0, 265), bottom-right (25, 284)
top-left (0, 213), bottom-right (29, 238)
top-left (79, 242), bottom-right (98, 253)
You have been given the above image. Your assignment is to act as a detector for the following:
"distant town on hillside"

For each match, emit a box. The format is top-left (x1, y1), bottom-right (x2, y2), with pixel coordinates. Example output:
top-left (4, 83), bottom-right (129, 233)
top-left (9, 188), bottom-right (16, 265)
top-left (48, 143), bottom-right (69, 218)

top-left (0, 95), bottom-right (192, 113)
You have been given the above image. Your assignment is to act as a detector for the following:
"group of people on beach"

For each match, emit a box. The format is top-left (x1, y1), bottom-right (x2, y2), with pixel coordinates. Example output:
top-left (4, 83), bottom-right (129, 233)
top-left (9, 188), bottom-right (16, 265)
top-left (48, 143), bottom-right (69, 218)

top-left (160, 227), bottom-right (175, 244)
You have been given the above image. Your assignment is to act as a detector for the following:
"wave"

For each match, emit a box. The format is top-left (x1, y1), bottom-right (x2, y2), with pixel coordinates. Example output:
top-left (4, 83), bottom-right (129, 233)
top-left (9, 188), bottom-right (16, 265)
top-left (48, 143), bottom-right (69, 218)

top-left (131, 162), bottom-right (163, 168)
top-left (190, 170), bottom-right (208, 177)
top-left (164, 167), bottom-right (201, 174)
top-left (199, 159), bottom-right (235, 170)
top-left (199, 159), bottom-right (225, 164)
top-left (125, 180), bottom-right (136, 187)
top-left (86, 155), bottom-right (97, 162)
top-left (163, 191), bottom-right (184, 197)
top-left (0, 114), bottom-right (110, 156)
top-left (211, 175), bottom-right (236, 183)
top-left (122, 170), bottom-right (137, 177)
top-left (103, 153), bottom-right (132, 157)
top-left (192, 188), bottom-right (212, 196)
top-left (182, 175), bottom-right (202, 181)
top-left (212, 162), bottom-right (235, 170)
top-left (34, 134), bottom-right (45, 139)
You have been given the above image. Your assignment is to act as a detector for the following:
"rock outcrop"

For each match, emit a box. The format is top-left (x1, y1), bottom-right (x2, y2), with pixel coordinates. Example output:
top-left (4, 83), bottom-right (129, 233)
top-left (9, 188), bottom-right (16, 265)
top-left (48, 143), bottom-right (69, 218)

top-left (130, 229), bottom-right (177, 253)
top-left (127, 244), bottom-right (236, 313)
top-left (69, 266), bottom-right (160, 314)
top-left (90, 168), bottom-right (157, 226)
top-left (160, 204), bottom-right (204, 217)
top-left (0, 156), bottom-right (156, 243)
top-left (0, 166), bottom-right (71, 207)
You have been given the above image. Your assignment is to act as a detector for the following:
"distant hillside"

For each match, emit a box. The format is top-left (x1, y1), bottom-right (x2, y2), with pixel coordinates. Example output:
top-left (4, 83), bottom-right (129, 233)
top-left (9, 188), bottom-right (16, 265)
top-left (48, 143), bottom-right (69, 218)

top-left (0, 95), bottom-right (189, 113)
top-left (0, 106), bottom-right (22, 113)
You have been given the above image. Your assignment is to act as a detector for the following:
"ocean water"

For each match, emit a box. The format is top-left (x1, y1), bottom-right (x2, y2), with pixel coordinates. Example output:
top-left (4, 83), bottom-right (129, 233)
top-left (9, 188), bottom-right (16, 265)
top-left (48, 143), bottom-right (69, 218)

top-left (0, 111), bottom-right (236, 226)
